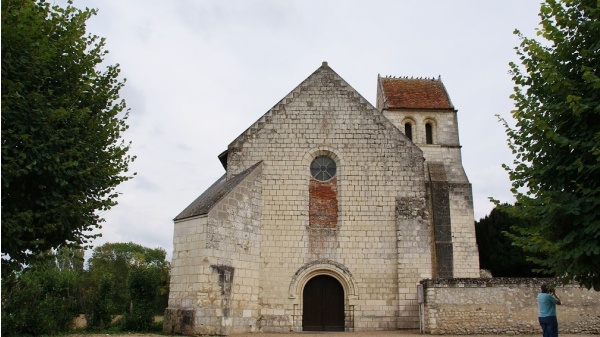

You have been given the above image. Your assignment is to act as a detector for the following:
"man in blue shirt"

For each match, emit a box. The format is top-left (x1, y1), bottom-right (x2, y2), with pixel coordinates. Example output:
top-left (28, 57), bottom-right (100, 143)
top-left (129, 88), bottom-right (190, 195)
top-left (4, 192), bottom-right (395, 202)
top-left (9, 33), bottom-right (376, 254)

top-left (538, 283), bottom-right (562, 337)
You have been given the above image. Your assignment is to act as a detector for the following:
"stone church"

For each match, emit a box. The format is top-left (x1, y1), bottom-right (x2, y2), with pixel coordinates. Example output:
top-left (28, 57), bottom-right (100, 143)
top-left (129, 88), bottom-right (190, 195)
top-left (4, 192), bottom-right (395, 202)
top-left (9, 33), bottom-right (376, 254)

top-left (164, 62), bottom-right (480, 335)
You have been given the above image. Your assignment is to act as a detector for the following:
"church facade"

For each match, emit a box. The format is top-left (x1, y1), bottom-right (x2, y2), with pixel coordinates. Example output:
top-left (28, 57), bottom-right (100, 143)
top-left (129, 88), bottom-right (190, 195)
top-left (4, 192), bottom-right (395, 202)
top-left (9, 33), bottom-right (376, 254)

top-left (164, 62), bottom-right (480, 335)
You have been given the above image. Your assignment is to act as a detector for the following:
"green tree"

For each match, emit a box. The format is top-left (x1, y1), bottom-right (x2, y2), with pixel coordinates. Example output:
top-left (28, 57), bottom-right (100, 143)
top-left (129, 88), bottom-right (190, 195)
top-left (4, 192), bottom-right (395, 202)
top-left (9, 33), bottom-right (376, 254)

top-left (86, 274), bottom-right (116, 330)
top-left (476, 205), bottom-right (543, 277)
top-left (1, 247), bottom-right (83, 336)
top-left (1, 0), bottom-right (135, 275)
top-left (500, 0), bottom-right (600, 289)
top-left (123, 267), bottom-right (161, 331)
top-left (87, 242), bottom-right (170, 315)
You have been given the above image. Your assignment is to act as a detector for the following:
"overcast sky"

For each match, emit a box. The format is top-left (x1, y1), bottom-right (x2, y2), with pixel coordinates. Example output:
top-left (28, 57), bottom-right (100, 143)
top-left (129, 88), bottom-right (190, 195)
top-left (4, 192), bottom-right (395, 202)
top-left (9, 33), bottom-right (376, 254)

top-left (78, 1), bottom-right (543, 260)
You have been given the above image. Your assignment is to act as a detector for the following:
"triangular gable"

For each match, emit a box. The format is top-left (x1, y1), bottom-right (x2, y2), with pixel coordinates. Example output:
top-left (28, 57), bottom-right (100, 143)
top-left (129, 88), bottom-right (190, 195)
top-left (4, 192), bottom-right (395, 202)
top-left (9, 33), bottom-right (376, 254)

top-left (229, 62), bottom-right (401, 152)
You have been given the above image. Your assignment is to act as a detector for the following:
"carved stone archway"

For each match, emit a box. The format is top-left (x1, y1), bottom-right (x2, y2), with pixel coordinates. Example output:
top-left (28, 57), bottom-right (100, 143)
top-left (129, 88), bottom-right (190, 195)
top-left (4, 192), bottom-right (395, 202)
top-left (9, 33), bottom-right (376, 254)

top-left (288, 260), bottom-right (358, 332)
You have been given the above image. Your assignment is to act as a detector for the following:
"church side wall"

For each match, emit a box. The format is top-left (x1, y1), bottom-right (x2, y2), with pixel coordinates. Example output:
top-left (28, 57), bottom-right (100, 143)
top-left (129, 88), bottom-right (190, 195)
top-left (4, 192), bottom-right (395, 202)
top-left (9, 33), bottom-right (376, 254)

top-left (227, 69), bottom-right (429, 332)
top-left (164, 216), bottom-right (208, 335)
top-left (165, 165), bottom-right (263, 335)
top-left (207, 165), bottom-right (263, 335)
top-left (422, 278), bottom-right (600, 334)
top-left (168, 216), bottom-right (208, 308)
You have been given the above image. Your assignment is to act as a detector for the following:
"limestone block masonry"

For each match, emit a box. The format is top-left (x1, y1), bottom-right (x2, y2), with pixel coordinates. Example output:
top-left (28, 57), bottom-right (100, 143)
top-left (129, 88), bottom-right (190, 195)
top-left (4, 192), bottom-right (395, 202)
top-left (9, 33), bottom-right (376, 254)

top-left (421, 278), bottom-right (600, 335)
top-left (165, 63), bottom-right (480, 335)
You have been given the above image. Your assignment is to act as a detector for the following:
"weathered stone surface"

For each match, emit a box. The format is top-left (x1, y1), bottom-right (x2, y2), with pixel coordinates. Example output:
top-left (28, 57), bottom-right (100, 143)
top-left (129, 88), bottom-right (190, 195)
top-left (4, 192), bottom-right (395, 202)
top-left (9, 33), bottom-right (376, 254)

top-left (166, 64), bottom-right (479, 335)
top-left (421, 278), bottom-right (600, 334)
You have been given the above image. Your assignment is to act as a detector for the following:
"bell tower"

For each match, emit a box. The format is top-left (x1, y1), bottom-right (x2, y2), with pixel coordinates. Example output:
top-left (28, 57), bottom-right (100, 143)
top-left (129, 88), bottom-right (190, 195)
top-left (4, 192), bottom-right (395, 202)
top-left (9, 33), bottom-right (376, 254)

top-left (376, 75), bottom-right (480, 278)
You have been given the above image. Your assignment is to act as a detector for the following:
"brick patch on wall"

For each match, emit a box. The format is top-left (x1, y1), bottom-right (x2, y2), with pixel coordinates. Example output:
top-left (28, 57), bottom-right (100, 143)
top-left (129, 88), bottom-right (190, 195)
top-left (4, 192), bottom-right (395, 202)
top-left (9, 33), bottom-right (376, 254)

top-left (309, 177), bottom-right (338, 228)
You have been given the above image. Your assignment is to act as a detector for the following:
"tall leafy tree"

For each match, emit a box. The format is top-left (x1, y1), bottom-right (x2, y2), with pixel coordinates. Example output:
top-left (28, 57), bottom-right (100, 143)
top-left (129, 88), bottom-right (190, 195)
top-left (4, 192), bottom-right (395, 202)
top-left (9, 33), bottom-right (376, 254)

top-left (85, 274), bottom-right (116, 330)
top-left (1, 0), bottom-right (135, 275)
top-left (500, 0), bottom-right (600, 289)
top-left (87, 242), bottom-right (170, 315)
top-left (476, 205), bottom-right (543, 277)
top-left (123, 266), bottom-right (161, 331)
top-left (1, 247), bottom-right (84, 336)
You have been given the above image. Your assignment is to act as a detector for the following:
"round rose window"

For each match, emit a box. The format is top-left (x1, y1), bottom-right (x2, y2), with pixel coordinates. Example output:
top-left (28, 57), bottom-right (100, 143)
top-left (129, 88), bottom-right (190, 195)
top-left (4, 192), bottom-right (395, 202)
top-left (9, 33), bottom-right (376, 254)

top-left (310, 156), bottom-right (336, 181)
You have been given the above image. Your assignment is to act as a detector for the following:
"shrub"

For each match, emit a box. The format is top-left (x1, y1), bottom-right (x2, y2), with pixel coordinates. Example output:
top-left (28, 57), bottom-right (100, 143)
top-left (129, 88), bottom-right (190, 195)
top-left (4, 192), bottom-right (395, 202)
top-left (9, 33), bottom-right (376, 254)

top-left (1, 268), bottom-right (80, 336)
top-left (122, 267), bottom-right (160, 331)
top-left (86, 274), bottom-right (116, 330)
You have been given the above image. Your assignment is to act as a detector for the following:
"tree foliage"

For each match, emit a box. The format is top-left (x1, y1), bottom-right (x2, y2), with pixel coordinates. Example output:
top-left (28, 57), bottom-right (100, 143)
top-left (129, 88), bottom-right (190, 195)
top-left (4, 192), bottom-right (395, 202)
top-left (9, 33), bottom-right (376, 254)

top-left (123, 267), bottom-right (161, 331)
top-left (500, 0), bottom-right (600, 289)
top-left (1, 243), bottom-right (169, 334)
top-left (87, 242), bottom-right (170, 315)
top-left (1, 247), bottom-right (83, 336)
top-left (85, 274), bottom-right (116, 330)
top-left (1, 0), bottom-right (135, 275)
top-left (476, 205), bottom-right (544, 277)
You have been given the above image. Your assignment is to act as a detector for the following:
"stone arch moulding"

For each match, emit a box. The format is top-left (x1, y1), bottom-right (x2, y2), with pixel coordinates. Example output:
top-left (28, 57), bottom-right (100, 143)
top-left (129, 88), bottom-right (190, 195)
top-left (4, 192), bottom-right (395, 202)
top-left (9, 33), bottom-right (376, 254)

top-left (302, 146), bottom-right (345, 171)
top-left (401, 116), bottom-right (416, 126)
top-left (424, 117), bottom-right (438, 144)
top-left (401, 117), bottom-right (416, 141)
top-left (288, 259), bottom-right (358, 301)
top-left (303, 146), bottom-right (344, 229)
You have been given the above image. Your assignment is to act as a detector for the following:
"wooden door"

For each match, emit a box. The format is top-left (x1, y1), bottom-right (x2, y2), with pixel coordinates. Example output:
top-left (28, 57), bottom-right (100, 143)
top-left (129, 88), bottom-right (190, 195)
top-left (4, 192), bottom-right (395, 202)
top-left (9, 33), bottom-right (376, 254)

top-left (302, 275), bottom-right (344, 331)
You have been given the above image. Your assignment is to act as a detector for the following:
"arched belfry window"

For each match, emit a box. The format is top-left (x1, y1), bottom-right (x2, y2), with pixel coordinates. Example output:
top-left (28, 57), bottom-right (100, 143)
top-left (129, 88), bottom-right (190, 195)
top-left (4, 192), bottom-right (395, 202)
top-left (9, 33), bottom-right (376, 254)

top-left (404, 123), bottom-right (413, 141)
top-left (310, 156), bottom-right (336, 181)
top-left (425, 123), bottom-right (433, 144)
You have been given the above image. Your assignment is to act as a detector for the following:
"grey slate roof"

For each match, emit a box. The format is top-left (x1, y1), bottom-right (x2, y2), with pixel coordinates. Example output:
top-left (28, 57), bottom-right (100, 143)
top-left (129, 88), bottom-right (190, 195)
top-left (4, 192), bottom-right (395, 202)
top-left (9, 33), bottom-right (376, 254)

top-left (174, 162), bottom-right (261, 221)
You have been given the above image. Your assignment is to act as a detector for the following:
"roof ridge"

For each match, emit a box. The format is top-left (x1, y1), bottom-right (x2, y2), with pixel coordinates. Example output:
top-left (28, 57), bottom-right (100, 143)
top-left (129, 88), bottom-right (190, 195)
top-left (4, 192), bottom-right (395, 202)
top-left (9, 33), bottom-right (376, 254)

top-left (228, 65), bottom-right (327, 151)
top-left (381, 75), bottom-right (440, 80)
top-left (229, 62), bottom-right (376, 151)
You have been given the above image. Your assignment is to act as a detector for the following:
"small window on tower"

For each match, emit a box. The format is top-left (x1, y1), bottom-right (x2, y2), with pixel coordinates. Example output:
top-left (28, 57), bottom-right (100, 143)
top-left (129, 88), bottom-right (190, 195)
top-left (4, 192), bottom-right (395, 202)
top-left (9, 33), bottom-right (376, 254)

top-left (425, 123), bottom-right (433, 144)
top-left (404, 123), bottom-right (413, 141)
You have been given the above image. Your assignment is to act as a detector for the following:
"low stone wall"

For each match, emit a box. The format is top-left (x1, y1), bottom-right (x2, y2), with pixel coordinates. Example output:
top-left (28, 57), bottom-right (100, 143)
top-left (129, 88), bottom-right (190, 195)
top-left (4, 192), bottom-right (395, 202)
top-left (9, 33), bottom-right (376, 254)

top-left (420, 278), bottom-right (600, 335)
top-left (72, 315), bottom-right (163, 329)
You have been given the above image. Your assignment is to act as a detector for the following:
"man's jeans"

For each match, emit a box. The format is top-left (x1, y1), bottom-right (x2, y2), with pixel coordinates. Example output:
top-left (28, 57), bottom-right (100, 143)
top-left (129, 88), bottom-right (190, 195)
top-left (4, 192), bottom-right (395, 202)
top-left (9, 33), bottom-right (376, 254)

top-left (539, 315), bottom-right (558, 337)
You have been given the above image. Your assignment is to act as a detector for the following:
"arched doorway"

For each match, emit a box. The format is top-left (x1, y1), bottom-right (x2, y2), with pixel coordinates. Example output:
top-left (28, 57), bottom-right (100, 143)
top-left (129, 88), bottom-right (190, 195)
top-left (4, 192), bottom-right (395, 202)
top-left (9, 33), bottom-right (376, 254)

top-left (302, 275), bottom-right (344, 331)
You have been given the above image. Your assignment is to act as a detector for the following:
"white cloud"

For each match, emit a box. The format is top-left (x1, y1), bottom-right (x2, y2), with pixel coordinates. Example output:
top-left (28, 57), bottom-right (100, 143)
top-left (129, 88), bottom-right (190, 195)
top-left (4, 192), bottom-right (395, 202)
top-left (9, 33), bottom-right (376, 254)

top-left (73, 0), bottom-right (542, 260)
